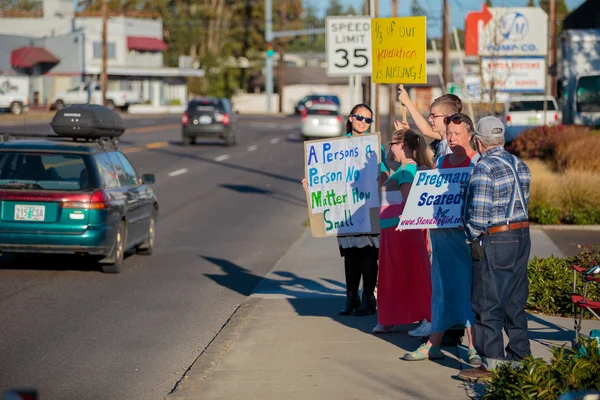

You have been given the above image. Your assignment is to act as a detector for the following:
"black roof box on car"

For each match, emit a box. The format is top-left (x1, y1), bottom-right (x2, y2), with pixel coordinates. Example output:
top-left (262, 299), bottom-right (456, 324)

top-left (50, 104), bottom-right (126, 139)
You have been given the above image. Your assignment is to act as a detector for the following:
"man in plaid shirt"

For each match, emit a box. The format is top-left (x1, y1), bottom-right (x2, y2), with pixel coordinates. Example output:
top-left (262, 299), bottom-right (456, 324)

top-left (458, 116), bottom-right (532, 382)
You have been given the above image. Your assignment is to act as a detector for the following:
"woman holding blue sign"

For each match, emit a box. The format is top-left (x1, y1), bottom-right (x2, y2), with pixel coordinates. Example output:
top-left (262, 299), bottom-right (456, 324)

top-left (402, 113), bottom-right (482, 365)
top-left (302, 103), bottom-right (390, 316)
top-left (373, 128), bottom-right (433, 334)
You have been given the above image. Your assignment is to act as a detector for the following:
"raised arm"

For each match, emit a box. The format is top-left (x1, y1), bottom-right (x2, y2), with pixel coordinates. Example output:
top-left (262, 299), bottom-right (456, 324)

top-left (397, 85), bottom-right (442, 141)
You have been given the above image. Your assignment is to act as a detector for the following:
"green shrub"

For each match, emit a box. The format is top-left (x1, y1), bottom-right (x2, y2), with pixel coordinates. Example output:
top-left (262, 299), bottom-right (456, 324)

top-left (527, 245), bottom-right (600, 316)
top-left (564, 208), bottom-right (600, 225)
top-left (484, 339), bottom-right (600, 400)
top-left (529, 202), bottom-right (563, 225)
top-left (506, 125), bottom-right (559, 161)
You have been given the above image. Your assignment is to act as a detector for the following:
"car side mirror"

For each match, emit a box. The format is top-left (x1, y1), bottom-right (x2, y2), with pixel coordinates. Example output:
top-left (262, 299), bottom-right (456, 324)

top-left (141, 174), bottom-right (155, 184)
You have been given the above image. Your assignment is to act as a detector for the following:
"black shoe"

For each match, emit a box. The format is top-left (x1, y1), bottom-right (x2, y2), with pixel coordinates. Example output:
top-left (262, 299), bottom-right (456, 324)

top-left (353, 293), bottom-right (376, 316)
top-left (339, 291), bottom-right (360, 316)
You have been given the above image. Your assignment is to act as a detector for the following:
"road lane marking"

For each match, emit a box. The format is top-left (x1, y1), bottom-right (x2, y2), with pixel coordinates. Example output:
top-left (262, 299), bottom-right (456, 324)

top-left (122, 141), bottom-right (169, 154)
top-left (146, 141), bottom-right (169, 149)
top-left (247, 145), bottom-right (258, 152)
top-left (269, 138), bottom-right (280, 144)
top-left (126, 124), bottom-right (179, 134)
top-left (215, 154), bottom-right (230, 162)
top-left (168, 168), bottom-right (188, 177)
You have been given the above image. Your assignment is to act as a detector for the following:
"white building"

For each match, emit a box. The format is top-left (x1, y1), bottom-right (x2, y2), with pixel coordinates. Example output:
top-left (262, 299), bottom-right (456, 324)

top-left (0, 0), bottom-right (203, 108)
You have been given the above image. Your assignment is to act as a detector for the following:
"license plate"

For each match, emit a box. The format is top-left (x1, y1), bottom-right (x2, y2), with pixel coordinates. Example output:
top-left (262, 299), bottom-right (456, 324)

top-left (14, 205), bottom-right (45, 221)
top-left (527, 117), bottom-right (538, 124)
top-left (199, 115), bottom-right (212, 124)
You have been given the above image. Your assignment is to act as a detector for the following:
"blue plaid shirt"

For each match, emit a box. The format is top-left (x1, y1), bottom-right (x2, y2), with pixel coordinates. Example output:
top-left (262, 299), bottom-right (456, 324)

top-left (462, 146), bottom-right (531, 242)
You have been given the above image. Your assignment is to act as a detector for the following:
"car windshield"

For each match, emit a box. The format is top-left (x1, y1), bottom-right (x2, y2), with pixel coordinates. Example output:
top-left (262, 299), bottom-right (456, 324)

top-left (509, 100), bottom-right (556, 112)
top-left (189, 100), bottom-right (225, 112)
top-left (576, 75), bottom-right (600, 113)
top-left (307, 109), bottom-right (338, 116)
top-left (0, 152), bottom-right (94, 191)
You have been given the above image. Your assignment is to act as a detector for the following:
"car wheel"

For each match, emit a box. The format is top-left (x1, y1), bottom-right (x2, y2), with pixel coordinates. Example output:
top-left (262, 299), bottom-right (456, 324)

top-left (10, 102), bottom-right (23, 115)
top-left (106, 100), bottom-right (116, 110)
top-left (182, 135), bottom-right (194, 146)
top-left (137, 214), bottom-right (156, 256)
top-left (224, 132), bottom-right (237, 146)
top-left (101, 221), bottom-right (126, 274)
top-left (54, 100), bottom-right (64, 110)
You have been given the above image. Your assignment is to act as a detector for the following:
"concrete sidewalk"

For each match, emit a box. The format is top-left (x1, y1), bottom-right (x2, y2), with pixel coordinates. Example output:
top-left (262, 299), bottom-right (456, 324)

top-left (168, 228), bottom-right (599, 400)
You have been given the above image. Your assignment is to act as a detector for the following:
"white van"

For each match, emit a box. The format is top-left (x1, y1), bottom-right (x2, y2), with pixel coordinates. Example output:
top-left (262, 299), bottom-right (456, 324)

top-left (0, 76), bottom-right (30, 115)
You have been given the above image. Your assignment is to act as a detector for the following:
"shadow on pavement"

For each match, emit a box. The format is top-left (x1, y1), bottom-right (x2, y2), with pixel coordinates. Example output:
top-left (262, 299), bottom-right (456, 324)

top-left (219, 183), bottom-right (306, 207)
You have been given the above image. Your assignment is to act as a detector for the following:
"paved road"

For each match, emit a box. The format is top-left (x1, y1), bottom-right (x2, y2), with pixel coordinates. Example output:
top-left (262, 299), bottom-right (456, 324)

top-left (0, 115), bottom-right (308, 400)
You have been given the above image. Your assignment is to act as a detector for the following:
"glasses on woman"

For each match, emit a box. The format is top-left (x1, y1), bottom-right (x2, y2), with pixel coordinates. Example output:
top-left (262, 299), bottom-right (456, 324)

top-left (389, 141), bottom-right (401, 147)
top-left (444, 114), bottom-right (474, 130)
top-left (351, 114), bottom-right (373, 124)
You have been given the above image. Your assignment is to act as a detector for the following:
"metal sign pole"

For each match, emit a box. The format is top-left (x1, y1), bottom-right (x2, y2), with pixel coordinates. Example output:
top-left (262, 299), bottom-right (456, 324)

top-left (369, 0), bottom-right (375, 118)
top-left (349, 75), bottom-right (355, 109)
top-left (265, 0), bottom-right (273, 113)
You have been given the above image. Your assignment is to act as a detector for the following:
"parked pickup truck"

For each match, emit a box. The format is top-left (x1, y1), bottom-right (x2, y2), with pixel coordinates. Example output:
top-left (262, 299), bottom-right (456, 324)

top-left (51, 83), bottom-right (141, 111)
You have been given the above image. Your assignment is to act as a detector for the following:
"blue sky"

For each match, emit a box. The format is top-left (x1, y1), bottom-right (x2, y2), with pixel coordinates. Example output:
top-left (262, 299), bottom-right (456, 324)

top-left (308, 0), bottom-right (586, 37)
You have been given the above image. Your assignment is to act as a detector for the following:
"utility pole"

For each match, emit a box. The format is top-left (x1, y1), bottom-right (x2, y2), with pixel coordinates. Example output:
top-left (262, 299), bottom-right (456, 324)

top-left (549, 0), bottom-right (556, 97)
top-left (387, 0), bottom-right (398, 137)
top-left (364, 0), bottom-right (371, 107)
top-left (101, 0), bottom-right (108, 106)
top-left (265, 0), bottom-right (274, 113)
top-left (277, 0), bottom-right (286, 113)
top-left (442, 0), bottom-right (450, 91)
top-left (374, 0), bottom-right (380, 133)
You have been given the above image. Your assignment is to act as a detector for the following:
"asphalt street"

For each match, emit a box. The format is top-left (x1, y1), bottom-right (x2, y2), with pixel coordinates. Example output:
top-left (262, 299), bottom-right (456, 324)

top-left (0, 114), bottom-right (309, 400)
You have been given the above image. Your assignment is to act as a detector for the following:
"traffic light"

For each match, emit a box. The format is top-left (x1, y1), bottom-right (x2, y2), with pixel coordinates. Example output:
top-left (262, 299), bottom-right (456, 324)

top-left (266, 42), bottom-right (274, 57)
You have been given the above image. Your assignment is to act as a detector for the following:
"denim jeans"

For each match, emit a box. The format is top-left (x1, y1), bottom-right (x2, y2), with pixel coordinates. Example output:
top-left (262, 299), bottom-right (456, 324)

top-left (471, 228), bottom-right (532, 369)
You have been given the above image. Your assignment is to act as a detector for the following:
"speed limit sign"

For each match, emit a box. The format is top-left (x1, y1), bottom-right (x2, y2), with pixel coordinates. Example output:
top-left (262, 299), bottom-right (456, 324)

top-left (326, 16), bottom-right (372, 77)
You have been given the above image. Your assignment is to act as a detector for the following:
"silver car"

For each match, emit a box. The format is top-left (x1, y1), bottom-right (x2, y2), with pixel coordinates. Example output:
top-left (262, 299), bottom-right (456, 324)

top-left (301, 103), bottom-right (344, 139)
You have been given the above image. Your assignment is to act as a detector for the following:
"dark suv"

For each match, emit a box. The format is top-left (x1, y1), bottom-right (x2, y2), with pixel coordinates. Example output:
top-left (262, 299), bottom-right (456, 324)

top-left (181, 98), bottom-right (237, 146)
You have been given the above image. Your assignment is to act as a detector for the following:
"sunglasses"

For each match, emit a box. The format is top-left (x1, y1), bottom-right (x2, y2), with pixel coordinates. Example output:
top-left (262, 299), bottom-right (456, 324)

top-left (389, 141), bottom-right (401, 146)
top-left (351, 114), bottom-right (373, 124)
top-left (444, 115), bottom-right (473, 130)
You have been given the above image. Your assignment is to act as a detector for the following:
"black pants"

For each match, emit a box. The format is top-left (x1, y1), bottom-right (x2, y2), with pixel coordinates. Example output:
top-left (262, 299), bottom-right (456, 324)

top-left (341, 246), bottom-right (378, 296)
top-left (472, 228), bottom-right (531, 368)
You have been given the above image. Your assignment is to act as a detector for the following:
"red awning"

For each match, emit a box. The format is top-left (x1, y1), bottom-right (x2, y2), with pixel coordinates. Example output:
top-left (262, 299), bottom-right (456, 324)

top-left (11, 46), bottom-right (60, 68)
top-left (127, 36), bottom-right (168, 52)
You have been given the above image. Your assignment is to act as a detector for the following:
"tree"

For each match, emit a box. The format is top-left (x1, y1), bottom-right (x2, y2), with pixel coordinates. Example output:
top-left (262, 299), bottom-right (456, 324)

top-left (539, 0), bottom-right (569, 34)
top-left (411, 0), bottom-right (426, 16)
top-left (527, 0), bottom-right (535, 6)
top-left (0, 0), bottom-right (42, 10)
top-left (345, 5), bottom-right (357, 15)
top-left (325, 0), bottom-right (344, 16)
top-left (287, 4), bottom-right (325, 53)
top-left (485, 0), bottom-right (493, 7)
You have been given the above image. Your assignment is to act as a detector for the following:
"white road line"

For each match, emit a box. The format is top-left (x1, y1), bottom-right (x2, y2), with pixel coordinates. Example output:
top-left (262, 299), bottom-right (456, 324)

top-left (215, 154), bottom-right (230, 162)
top-left (247, 145), bottom-right (258, 152)
top-left (168, 168), bottom-right (188, 177)
top-left (269, 138), bottom-right (280, 144)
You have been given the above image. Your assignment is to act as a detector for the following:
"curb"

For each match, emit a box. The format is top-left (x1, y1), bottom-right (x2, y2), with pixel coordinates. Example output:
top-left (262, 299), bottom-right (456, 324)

top-left (167, 298), bottom-right (261, 398)
top-left (531, 224), bottom-right (600, 231)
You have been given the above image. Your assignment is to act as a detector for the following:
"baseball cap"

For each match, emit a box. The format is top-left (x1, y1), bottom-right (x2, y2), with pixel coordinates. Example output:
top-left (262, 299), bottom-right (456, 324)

top-left (475, 116), bottom-right (505, 138)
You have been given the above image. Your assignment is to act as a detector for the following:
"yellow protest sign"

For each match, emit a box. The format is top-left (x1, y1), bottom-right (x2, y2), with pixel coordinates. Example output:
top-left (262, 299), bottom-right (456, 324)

top-left (371, 16), bottom-right (427, 84)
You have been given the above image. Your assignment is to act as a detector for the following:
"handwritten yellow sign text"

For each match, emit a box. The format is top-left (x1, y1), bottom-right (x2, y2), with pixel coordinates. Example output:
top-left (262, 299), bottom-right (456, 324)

top-left (371, 16), bottom-right (427, 84)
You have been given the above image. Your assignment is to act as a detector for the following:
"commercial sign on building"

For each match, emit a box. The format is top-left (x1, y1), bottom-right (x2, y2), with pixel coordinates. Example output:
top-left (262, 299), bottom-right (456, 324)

top-left (325, 16), bottom-right (372, 77)
top-left (465, 5), bottom-right (548, 57)
top-left (481, 56), bottom-right (545, 92)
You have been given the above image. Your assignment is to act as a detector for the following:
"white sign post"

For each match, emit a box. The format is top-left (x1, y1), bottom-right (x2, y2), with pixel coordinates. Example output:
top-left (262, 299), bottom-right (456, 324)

top-left (397, 167), bottom-right (473, 230)
top-left (481, 56), bottom-right (545, 92)
top-left (478, 7), bottom-right (548, 57)
top-left (325, 16), bottom-right (372, 77)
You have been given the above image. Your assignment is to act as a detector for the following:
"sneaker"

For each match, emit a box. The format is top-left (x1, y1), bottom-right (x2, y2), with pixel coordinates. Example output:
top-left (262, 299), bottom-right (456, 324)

top-left (372, 324), bottom-right (394, 334)
top-left (467, 348), bottom-right (483, 366)
top-left (408, 319), bottom-right (431, 337)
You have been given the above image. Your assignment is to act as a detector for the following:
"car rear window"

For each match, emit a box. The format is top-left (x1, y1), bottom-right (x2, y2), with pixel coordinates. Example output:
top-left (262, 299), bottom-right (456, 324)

top-left (0, 152), bottom-right (93, 191)
top-left (509, 100), bottom-right (556, 112)
top-left (307, 109), bottom-right (338, 116)
top-left (188, 100), bottom-right (225, 112)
